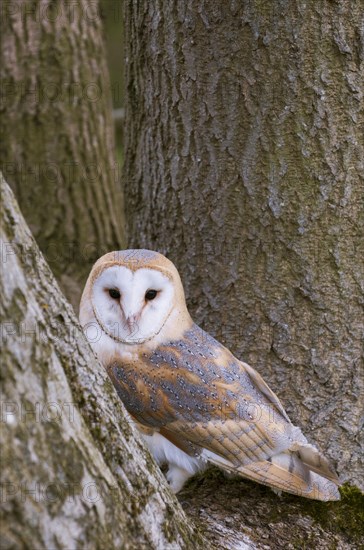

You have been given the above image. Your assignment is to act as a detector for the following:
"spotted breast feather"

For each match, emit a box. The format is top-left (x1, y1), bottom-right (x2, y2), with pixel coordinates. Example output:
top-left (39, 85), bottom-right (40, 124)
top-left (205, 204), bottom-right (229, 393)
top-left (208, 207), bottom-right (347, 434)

top-left (106, 324), bottom-right (340, 501)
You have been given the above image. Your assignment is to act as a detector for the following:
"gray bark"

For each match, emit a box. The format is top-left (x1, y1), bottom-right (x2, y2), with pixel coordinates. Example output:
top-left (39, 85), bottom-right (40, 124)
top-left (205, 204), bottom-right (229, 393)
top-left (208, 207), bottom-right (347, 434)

top-left (179, 470), bottom-right (363, 549)
top-left (0, 174), bottom-right (204, 549)
top-left (123, 0), bottom-right (363, 494)
top-left (0, 0), bottom-right (124, 310)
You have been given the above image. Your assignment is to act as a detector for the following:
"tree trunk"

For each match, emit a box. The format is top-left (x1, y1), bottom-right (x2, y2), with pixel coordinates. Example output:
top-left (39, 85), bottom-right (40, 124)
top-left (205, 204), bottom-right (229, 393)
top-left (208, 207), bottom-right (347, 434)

top-left (0, 174), bottom-right (204, 549)
top-left (0, 0), bottom-right (124, 310)
top-left (123, 0), bottom-right (363, 497)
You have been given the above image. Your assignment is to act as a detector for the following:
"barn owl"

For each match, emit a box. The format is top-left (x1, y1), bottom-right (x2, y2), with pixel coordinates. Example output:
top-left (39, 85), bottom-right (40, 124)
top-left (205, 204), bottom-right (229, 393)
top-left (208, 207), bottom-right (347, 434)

top-left (79, 249), bottom-right (340, 501)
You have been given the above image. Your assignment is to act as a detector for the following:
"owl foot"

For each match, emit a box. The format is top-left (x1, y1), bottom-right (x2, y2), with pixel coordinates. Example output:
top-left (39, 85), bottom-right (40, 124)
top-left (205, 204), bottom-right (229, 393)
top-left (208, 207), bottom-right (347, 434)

top-left (166, 465), bottom-right (193, 493)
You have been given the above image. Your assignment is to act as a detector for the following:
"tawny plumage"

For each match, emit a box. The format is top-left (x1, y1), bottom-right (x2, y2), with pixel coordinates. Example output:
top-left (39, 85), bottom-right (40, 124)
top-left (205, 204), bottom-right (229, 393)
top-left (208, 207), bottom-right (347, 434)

top-left (79, 249), bottom-right (340, 501)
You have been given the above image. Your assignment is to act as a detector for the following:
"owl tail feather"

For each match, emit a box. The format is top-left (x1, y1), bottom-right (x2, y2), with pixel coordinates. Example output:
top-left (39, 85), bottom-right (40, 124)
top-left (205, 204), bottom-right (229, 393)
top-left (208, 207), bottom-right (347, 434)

top-left (201, 447), bottom-right (340, 501)
top-left (289, 441), bottom-right (339, 484)
top-left (236, 451), bottom-right (340, 501)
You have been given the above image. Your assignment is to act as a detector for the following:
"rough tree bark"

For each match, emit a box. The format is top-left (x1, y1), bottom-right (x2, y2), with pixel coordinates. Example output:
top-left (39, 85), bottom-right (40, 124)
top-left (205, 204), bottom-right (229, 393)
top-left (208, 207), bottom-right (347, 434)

top-left (1, 183), bottom-right (362, 550)
top-left (123, 0), bottom-right (363, 497)
top-left (0, 175), bottom-right (204, 549)
top-left (0, 0), bottom-right (124, 310)
top-left (124, 2), bottom-right (363, 545)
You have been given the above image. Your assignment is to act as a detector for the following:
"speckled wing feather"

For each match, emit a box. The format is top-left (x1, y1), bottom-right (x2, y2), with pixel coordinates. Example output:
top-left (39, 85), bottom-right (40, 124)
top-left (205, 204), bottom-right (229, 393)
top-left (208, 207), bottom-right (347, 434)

top-left (107, 324), bottom-right (340, 500)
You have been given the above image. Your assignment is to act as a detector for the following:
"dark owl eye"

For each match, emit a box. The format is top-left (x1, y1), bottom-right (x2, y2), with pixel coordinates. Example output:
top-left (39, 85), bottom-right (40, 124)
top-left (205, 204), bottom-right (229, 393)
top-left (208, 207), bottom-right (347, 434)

top-left (108, 288), bottom-right (121, 299)
top-left (145, 289), bottom-right (158, 301)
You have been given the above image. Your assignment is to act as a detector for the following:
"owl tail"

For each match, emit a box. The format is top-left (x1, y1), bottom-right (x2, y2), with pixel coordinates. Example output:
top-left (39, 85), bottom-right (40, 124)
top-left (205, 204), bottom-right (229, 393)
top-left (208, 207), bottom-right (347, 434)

top-left (236, 446), bottom-right (340, 501)
top-left (202, 443), bottom-right (340, 501)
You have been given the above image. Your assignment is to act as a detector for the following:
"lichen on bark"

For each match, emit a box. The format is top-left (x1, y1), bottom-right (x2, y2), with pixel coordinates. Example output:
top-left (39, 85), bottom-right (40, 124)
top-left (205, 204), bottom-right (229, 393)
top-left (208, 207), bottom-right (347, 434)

top-left (0, 174), bottom-right (204, 549)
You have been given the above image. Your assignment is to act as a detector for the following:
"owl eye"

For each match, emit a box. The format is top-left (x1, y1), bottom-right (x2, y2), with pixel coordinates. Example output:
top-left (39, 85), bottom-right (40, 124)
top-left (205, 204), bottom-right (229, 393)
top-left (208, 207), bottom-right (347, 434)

top-left (145, 289), bottom-right (158, 301)
top-left (108, 288), bottom-right (121, 300)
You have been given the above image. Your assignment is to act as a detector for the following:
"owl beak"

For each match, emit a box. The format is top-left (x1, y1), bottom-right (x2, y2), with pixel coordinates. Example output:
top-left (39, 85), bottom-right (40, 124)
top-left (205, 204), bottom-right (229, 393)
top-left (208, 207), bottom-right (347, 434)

top-left (125, 314), bottom-right (139, 335)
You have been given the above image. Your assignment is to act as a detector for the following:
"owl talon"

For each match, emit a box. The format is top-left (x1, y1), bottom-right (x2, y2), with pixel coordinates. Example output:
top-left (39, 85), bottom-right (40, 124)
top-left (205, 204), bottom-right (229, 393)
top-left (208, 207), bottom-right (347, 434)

top-left (166, 465), bottom-right (193, 493)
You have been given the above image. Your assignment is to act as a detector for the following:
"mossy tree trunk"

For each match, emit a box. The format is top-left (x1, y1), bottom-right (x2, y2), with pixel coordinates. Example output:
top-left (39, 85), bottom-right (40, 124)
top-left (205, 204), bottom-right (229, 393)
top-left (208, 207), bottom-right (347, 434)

top-left (123, 0), bottom-right (363, 497)
top-left (0, 174), bottom-right (204, 549)
top-left (0, 0), bottom-right (124, 310)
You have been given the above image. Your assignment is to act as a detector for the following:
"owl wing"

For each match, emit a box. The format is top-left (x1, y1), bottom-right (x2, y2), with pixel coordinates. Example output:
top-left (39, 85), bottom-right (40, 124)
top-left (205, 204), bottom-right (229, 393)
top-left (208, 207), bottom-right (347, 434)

top-left (106, 324), bottom-right (340, 500)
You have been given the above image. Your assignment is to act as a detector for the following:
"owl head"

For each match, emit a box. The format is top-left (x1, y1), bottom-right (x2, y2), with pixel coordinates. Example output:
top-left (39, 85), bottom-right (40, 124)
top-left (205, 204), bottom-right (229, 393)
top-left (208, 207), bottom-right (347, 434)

top-left (79, 250), bottom-right (190, 344)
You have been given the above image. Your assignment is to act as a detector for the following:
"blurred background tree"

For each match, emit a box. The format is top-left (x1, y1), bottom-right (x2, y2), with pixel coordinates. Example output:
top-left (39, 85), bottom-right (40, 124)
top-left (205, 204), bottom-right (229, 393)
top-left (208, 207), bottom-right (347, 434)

top-left (100, 0), bottom-right (125, 164)
top-left (0, 0), bottom-right (124, 310)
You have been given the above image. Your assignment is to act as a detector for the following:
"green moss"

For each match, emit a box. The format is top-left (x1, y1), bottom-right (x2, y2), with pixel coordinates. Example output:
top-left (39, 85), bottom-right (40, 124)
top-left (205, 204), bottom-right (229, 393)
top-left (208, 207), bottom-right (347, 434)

top-left (184, 470), bottom-right (363, 546)
top-left (162, 502), bottom-right (179, 543)
top-left (162, 501), bottom-right (206, 548)
top-left (43, 421), bottom-right (85, 483)
top-left (297, 483), bottom-right (364, 543)
top-left (7, 288), bottom-right (26, 324)
top-left (184, 466), bottom-right (224, 490)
